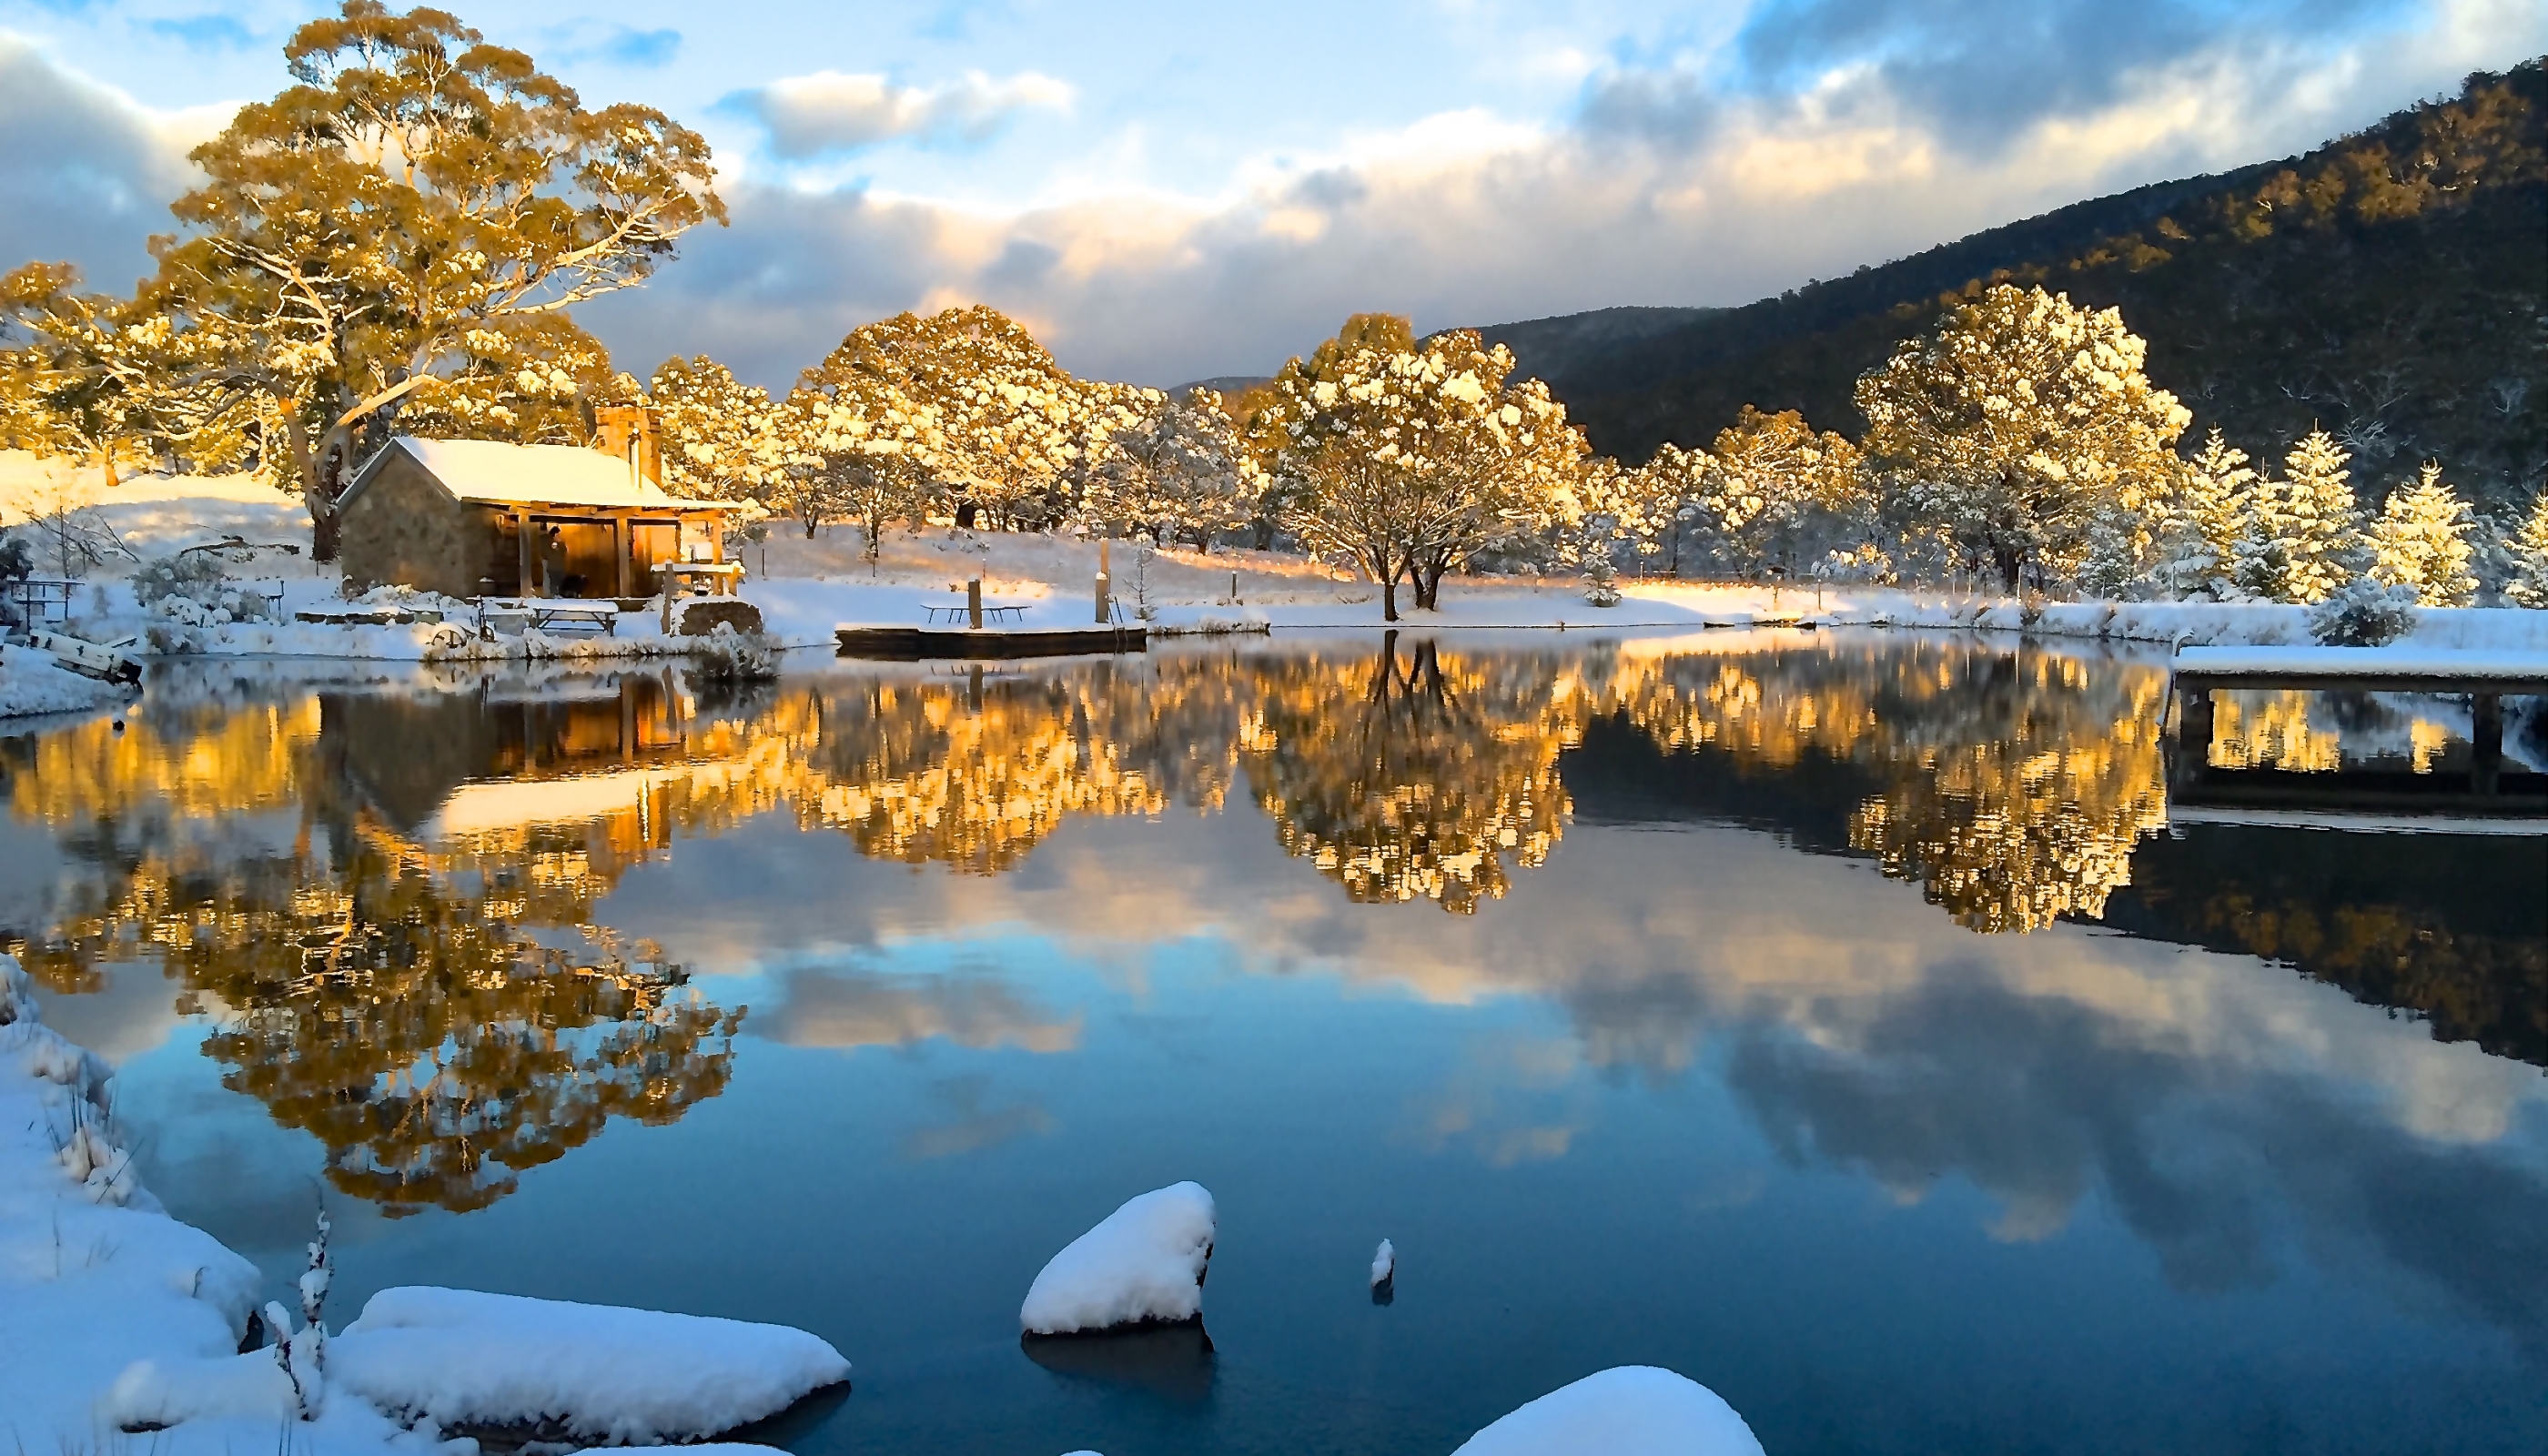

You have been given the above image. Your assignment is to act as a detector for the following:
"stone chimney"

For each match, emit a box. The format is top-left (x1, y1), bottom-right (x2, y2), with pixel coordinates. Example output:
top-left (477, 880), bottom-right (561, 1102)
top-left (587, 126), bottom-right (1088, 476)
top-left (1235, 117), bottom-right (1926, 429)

top-left (592, 404), bottom-right (663, 489)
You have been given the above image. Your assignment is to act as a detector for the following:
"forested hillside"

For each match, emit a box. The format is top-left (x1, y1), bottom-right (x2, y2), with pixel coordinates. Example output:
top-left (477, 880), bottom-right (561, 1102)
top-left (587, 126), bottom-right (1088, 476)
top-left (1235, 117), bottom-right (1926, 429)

top-left (1482, 62), bottom-right (2547, 511)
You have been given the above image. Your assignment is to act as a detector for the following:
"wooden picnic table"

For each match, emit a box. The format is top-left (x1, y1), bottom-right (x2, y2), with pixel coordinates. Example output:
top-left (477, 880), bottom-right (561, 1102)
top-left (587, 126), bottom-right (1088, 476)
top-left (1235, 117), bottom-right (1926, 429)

top-left (924, 602), bottom-right (1027, 625)
top-left (527, 602), bottom-right (619, 636)
top-left (471, 600), bottom-right (620, 636)
top-left (2, 577), bottom-right (78, 628)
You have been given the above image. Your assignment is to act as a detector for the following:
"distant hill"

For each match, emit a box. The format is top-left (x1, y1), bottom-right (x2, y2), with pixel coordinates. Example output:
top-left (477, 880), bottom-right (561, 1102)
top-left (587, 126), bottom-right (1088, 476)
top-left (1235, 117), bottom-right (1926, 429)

top-left (1475, 61), bottom-right (2548, 511)
top-left (1178, 375), bottom-right (1273, 398)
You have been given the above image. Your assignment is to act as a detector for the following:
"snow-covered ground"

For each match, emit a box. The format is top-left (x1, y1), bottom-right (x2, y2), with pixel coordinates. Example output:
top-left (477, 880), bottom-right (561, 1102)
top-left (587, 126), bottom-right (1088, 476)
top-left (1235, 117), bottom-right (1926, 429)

top-left (7, 463), bottom-right (2544, 699)
top-left (1020, 1181), bottom-right (1218, 1336)
top-left (0, 641), bottom-right (135, 719)
top-left (0, 954), bottom-right (845, 1455)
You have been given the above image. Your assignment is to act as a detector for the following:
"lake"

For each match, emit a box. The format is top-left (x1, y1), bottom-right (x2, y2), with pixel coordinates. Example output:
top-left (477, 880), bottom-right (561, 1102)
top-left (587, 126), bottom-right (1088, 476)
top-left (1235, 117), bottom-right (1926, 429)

top-left (3, 631), bottom-right (2542, 1455)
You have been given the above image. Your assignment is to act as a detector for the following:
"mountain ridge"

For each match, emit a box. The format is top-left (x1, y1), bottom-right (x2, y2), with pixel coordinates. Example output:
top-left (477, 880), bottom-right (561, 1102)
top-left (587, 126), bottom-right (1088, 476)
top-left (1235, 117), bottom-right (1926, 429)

top-left (1470, 60), bottom-right (2548, 511)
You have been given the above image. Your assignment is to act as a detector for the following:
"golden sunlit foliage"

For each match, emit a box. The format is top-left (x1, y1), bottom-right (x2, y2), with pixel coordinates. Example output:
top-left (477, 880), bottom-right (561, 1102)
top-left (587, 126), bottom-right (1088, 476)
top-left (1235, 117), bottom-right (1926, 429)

top-left (21, 640), bottom-right (2513, 1210)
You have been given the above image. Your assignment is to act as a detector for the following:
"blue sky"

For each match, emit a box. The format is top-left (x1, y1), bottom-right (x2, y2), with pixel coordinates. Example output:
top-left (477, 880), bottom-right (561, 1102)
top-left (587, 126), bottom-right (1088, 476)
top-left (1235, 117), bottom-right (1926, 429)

top-left (1, 0), bottom-right (2539, 388)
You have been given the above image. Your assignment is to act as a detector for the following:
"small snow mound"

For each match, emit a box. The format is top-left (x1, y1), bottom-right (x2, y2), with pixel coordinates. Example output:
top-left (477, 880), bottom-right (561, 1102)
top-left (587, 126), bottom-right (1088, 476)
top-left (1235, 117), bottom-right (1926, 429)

top-left (0, 954), bottom-right (37, 1026)
top-left (1452, 1367), bottom-right (1766, 1456)
top-left (330, 1286), bottom-right (850, 1443)
top-left (1370, 1239), bottom-right (1395, 1286)
top-left (1020, 1181), bottom-right (1216, 1335)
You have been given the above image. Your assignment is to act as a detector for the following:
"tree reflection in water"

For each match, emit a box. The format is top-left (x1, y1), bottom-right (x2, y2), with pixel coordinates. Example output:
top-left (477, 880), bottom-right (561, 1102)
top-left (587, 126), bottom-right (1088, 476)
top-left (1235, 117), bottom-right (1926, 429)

top-left (4, 679), bottom-right (745, 1216)
top-left (1244, 633), bottom-right (1570, 913)
top-left (3, 638), bottom-right (2532, 1217)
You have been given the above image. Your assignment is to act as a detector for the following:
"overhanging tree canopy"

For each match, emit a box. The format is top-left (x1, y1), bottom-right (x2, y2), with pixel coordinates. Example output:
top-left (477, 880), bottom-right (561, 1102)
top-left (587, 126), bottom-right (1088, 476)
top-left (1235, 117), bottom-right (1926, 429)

top-left (149, 0), bottom-right (724, 557)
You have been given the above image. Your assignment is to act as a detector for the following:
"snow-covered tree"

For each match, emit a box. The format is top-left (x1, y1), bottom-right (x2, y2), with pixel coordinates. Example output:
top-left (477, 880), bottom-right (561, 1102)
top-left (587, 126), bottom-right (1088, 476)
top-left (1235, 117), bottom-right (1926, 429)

top-left (1855, 285), bottom-right (2189, 592)
top-left (0, 263), bottom-right (219, 485)
top-left (394, 315), bottom-right (626, 445)
top-left (1691, 405), bottom-right (1867, 580)
top-left (146, 1), bottom-right (724, 557)
top-left (2233, 430), bottom-right (2363, 604)
top-left (647, 356), bottom-right (786, 503)
top-left (1603, 444), bottom-right (1704, 576)
top-left (1266, 320), bottom-right (1592, 620)
top-left (1088, 387), bottom-right (1262, 549)
top-left (798, 306), bottom-right (1092, 531)
top-left (2509, 490), bottom-right (2548, 609)
top-left (2368, 463), bottom-right (2479, 606)
top-left (2147, 428), bottom-right (2255, 601)
top-left (777, 364), bottom-right (944, 553)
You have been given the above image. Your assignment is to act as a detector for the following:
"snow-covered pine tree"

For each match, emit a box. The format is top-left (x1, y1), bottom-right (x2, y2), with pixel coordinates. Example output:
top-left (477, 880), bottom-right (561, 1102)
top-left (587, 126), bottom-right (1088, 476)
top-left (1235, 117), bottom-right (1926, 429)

top-left (2149, 427), bottom-right (2252, 600)
top-left (2075, 504), bottom-right (2146, 599)
top-left (2509, 490), bottom-right (2548, 609)
top-left (2233, 430), bottom-right (2362, 604)
top-left (2369, 463), bottom-right (2479, 606)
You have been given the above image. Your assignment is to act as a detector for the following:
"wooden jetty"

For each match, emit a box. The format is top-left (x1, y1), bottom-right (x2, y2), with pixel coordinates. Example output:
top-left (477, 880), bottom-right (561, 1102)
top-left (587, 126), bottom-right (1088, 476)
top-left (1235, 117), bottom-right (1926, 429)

top-left (834, 623), bottom-right (1148, 660)
top-left (2167, 646), bottom-right (2547, 818)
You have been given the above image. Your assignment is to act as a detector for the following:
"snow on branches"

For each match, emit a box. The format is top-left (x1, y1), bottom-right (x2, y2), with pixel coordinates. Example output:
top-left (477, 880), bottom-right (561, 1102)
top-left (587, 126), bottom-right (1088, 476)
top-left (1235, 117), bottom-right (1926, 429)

top-left (144, 0), bottom-right (726, 555)
top-left (1264, 317), bottom-right (1593, 620)
top-left (1086, 387), bottom-right (1263, 550)
top-left (1857, 284), bottom-right (2190, 592)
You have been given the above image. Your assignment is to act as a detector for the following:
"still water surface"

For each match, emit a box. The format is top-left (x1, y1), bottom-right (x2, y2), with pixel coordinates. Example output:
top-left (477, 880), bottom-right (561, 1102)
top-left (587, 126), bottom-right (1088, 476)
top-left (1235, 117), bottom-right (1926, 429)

top-left (3, 632), bottom-right (2543, 1455)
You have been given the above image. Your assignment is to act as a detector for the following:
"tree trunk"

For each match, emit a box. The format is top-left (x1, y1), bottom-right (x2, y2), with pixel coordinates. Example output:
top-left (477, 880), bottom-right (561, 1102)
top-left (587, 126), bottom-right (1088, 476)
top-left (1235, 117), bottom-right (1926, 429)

top-left (956, 500), bottom-right (980, 530)
top-left (1414, 552), bottom-right (1451, 611)
top-left (1380, 577), bottom-right (1399, 622)
top-left (1995, 544), bottom-right (2023, 594)
top-left (298, 416), bottom-right (356, 564)
top-left (803, 517), bottom-right (821, 539)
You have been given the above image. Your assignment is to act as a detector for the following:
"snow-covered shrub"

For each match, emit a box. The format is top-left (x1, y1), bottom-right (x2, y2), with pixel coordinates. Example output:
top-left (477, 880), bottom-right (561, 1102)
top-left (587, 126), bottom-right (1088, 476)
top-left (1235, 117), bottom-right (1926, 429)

top-left (2508, 490), bottom-right (2548, 609)
top-left (688, 622), bottom-right (779, 682)
top-left (131, 551), bottom-right (276, 625)
top-left (1582, 555), bottom-right (1622, 607)
top-left (131, 551), bottom-right (229, 610)
top-left (2307, 575), bottom-right (2420, 646)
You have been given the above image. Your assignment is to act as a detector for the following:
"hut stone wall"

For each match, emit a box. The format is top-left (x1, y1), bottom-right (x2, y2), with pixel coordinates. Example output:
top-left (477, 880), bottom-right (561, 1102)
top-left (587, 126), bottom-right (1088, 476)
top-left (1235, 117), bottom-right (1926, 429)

top-left (339, 452), bottom-right (495, 597)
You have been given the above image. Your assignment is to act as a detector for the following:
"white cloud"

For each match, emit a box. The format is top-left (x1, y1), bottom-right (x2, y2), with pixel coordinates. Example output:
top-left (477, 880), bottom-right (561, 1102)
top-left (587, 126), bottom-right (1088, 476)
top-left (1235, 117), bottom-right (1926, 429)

top-left (732, 68), bottom-right (1077, 158)
top-left (585, 3), bottom-right (2547, 392)
top-left (0, 34), bottom-right (228, 287)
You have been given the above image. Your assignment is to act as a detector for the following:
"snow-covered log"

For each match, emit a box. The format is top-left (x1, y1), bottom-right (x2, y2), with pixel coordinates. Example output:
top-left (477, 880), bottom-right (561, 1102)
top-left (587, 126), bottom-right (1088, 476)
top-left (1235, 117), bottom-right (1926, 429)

top-left (327, 1287), bottom-right (849, 1443)
top-left (1020, 1181), bottom-right (1216, 1335)
top-left (1452, 1367), bottom-right (1766, 1456)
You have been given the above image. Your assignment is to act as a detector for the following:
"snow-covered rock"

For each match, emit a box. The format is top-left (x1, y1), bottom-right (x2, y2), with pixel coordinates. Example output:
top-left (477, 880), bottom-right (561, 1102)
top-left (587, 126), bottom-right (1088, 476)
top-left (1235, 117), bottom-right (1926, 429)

top-left (1370, 1239), bottom-right (1395, 1287)
top-left (328, 1286), bottom-right (850, 1443)
top-left (1452, 1367), bottom-right (1766, 1456)
top-left (1020, 1181), bottom-right (1217, 1335)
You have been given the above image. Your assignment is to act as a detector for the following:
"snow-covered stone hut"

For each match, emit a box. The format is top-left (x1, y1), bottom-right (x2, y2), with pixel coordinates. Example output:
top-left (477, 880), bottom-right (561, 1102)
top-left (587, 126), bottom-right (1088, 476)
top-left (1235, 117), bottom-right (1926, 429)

top-left (336, 432), bottom-right (738, 600)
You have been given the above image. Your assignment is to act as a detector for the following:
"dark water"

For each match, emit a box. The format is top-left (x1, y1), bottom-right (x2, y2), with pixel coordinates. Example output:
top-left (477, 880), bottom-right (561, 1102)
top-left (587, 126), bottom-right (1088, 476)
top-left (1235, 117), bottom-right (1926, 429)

top-left (4, 632), bottom-right (2543, 1455)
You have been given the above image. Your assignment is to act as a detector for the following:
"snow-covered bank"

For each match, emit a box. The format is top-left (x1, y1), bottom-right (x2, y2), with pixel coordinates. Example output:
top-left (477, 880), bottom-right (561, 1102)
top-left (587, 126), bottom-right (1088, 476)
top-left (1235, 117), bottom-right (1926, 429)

top-left (0, 955), bottom-right (847, 1454)
top-left (14, 465), bottom-right (2544, 670)
top-left (0, 641), bottom-right (134, 719)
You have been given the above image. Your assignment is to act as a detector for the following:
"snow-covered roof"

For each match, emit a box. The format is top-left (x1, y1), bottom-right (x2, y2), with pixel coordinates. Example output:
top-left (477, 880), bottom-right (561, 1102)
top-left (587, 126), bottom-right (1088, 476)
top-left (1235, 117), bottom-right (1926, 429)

top-left (356, 437), bottom-right (738, 512)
